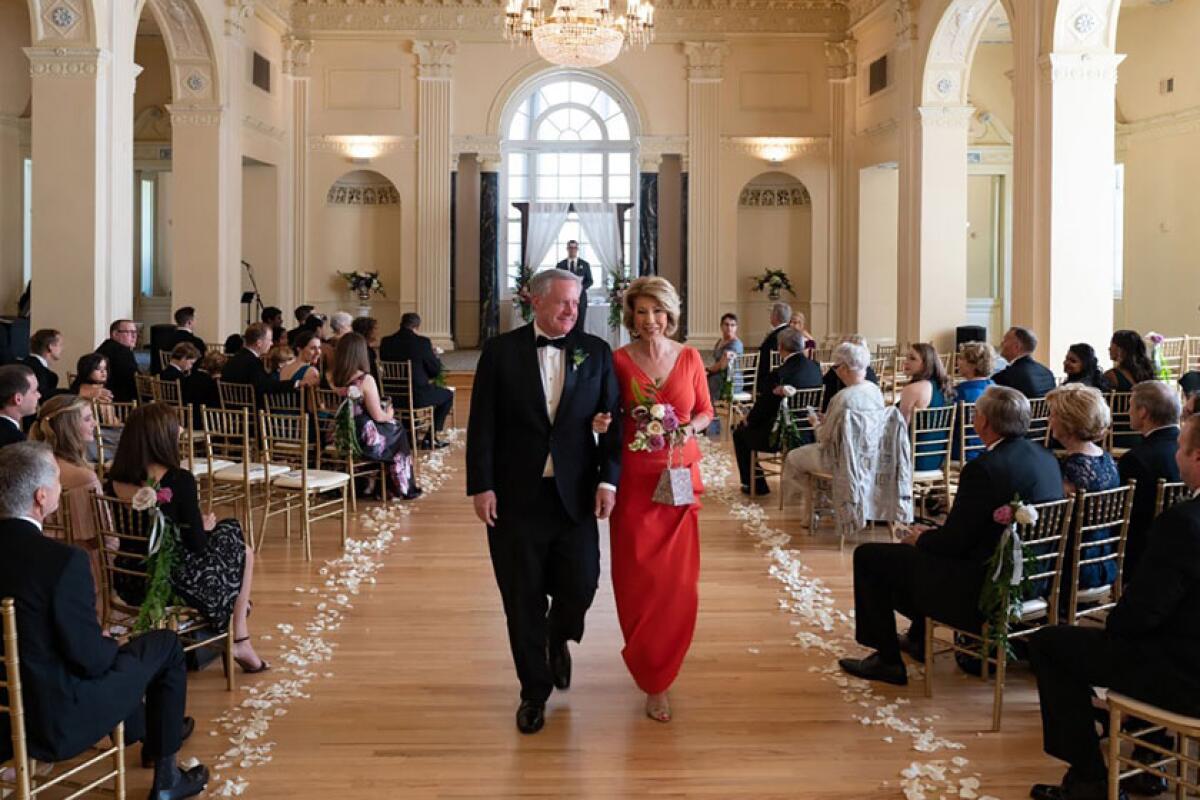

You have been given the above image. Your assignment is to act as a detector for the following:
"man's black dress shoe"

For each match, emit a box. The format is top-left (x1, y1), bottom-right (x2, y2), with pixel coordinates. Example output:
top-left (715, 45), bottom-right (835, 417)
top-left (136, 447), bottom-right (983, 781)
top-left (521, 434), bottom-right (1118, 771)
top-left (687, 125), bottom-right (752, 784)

top-left (516, 700), bottom-right (545, 735)
top-left (141, 717), bottom-right (195, 768)
top-left (898, 633), bottom-right (925, 662)
top-left (1030, 772), bottom-right (1126, 800)
top-left (837, 652), bottom-right (908, 686)
top-left (148, 763), bottom-right (209, 800)
top-left (740, 481), bottom-right (771, 496)
top-left (549, 641), bottom-right (572, 690)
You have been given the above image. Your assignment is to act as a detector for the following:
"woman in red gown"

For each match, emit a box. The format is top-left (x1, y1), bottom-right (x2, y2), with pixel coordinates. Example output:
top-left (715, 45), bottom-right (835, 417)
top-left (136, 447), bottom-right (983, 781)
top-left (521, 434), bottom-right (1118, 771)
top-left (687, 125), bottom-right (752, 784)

top-left (606, 277), bottom-right (713, 723)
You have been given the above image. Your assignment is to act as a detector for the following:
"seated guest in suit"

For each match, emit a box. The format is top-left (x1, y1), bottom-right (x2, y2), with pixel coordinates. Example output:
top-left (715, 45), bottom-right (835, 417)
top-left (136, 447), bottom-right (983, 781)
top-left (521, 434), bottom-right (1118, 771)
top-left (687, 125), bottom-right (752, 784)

top-left (1047, 385), bottom-right (1120, 591)
top-left (67, 352), bottom-right (112, 402)
top-left (0, 364), bottom-right (38, 447)
top-left (262, 306), bottom-right (286, 346)
top-left (819, 335), bottom-right (879, 413)
top-left (95, 319), bottom-right (142, 403)
top-left (23, 328), bottom-right (64, 402)
top-left (993, 326), bottom-right (1057, 399)
top-left (838, 386), bottom-right (1062, 685)
top-left (222, 334), bottom-right (243, 355)
top-left (898, 343), bottom-right (955, 472)
top-left (183, 350), bottom-right (223, 428)
top-left (352, 316), bottom-right (382, 382)
top-left (733, 328), bottom-right (823, 495)
top-left (755, 302), bottom-right (792, 398)
top-left (168, 307), bottom-right (206, 358)
top-left (1105, 329), bottom-right (1156, 392)
top-left (379, 313), bottom-right (454, 439)
top-left (1061, 343), bottom-right (1110, 391)
top-left (286, 304), bottom-right (314, 347)
top-left (784, 343), bottom-right (884, 510)
top-left (1119, 380), bottom-right (1182, 583)
top-left (0, 442), bottom-right (210, 800)
top-left (160, 342), bottom-right (200, 387)
top-left (1025, 414), bottom-right (1200, 800)
top-left (222, 323), bottom-right (318, 404)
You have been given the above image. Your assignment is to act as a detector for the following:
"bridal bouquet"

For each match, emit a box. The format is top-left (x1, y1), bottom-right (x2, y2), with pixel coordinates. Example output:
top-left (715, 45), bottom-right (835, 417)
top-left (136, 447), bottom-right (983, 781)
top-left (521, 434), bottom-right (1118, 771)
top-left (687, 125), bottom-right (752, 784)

top-left (131, 483), bottom-right (182, 633)
top-left (628, 379), bottom-right (695, 506)
top-left (978, 495), bottom-right (1039, 658)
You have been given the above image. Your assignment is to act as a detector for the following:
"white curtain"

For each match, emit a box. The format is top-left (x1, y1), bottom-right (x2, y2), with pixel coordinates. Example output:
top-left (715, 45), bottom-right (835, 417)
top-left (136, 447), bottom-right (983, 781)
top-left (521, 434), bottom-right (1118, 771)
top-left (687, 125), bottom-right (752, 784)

top-left (574, 202), bottom-right (624, 285)
top-left (524, 202), bottom-right (571, 273)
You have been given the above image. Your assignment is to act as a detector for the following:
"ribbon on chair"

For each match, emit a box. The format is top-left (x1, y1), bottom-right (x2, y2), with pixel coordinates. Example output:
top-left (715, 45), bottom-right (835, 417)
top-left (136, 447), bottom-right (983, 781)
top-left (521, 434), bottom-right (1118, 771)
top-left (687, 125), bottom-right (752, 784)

top-left (991, 525), bottom-right (1024, 587)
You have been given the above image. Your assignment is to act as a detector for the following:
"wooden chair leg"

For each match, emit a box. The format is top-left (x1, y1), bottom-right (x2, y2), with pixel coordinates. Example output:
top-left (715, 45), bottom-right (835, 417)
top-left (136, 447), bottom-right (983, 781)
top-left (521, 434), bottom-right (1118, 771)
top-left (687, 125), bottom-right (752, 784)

top-left (979, 624), bottom-right (991, 684)
top-left (347, 458), bottom-right (359, 512)
top-left (225, 630), bottom-right (236, 692)
top-left (992, 638), bottom-right (1006, 732)
top-left (1109, 705), bottom-right (1122, 800)
top-left (1176, 730), bottom-right (1186, 800)
top-left (341, 486), bottom-right (349, 549)
top-left (749, 452), bottom-right (758, 498)
top-left (303, 492), bottom-right (313, 562)
top-left (115, 721), bottom-right (126, 799)
top-left (923, 618), bottom-right (934, 698)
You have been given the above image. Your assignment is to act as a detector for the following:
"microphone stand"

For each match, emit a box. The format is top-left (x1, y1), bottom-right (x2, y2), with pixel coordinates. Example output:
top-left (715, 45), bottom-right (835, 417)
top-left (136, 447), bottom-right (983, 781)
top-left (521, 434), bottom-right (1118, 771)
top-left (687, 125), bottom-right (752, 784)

top-left (240, 260), bottom-right (267, 328)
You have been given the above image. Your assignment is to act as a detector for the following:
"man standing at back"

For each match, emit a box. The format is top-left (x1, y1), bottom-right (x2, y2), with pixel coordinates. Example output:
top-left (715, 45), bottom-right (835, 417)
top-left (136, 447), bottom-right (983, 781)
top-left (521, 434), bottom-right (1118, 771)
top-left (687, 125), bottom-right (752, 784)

top-left (992, 326), bottom-right (1056, 399)
top-left (380, 313), bottom-right (454, 443)
top-left (554, 240), bottom-right (592, 333)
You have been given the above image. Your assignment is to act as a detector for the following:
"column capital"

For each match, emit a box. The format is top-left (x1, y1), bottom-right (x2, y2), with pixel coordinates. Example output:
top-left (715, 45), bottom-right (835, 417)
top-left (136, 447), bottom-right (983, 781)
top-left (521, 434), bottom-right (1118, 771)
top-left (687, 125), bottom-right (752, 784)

top-left (1039, 52), bottom-right (1125, 84)
top-left (682, 41), bottom-right (729, 82)
top-left (825, 37), bottom-right (857, 81)
top-left (637, 134), bottom-right (687, 170)
top-left (476, 154), bottom-right (503, 172)
top-left (167, 103), bottom-right (224, 127)
top-left (916, 104), bottom-right (974, 131)
top-left (413, 40), bottom-right (456, 81)
top-left (639, 154), bottom-right (662, 172)
top-left (282, 36), bottom-right (313, 77)
top-left (224, 0), bottom-right (255, 37)
top-left (894, 0), bottom-right (918, 50)
top-left (24, 46), bottom-right (107, 78)
top-left (452, 134), bottom-right (500, 161)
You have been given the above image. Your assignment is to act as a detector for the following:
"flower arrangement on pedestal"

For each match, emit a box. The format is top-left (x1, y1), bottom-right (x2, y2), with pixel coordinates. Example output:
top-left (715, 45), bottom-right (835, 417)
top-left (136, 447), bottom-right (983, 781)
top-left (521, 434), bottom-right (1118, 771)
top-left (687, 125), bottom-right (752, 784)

top-left (751, 269), bottom-right (795, 300)
top-left (979, 495), bottom-right (1040, 658)
top-left (338, 270), bottom-right (386, 306)
top-left (512, 263), bottom-right (535, 323)
top-left (606, 268), bottom-right (631, 331)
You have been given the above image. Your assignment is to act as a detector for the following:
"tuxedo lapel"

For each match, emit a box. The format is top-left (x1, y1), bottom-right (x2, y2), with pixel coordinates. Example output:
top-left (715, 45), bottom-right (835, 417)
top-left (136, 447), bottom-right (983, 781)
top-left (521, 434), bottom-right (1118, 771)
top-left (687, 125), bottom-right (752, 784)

top-left (516, 325), bottom-right (551, 426)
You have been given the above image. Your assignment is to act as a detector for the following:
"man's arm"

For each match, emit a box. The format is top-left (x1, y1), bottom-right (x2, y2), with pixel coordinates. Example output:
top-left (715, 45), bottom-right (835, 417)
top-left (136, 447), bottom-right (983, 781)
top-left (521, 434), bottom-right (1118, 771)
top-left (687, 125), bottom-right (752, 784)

top-left (420, 337), bottom-right (443, 381)
top-left (915, 459), bottom-right (989, 558)
top-left (53, 548), bottom-right (119, 678)
top-left (595, 345), bottom-right (622, 488)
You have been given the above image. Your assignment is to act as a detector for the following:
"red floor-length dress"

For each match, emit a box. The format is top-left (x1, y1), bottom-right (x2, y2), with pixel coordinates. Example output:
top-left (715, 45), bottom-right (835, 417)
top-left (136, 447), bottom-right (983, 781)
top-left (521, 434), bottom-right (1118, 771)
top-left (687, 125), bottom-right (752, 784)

top-left (610, 345), bottom-right (713, 694)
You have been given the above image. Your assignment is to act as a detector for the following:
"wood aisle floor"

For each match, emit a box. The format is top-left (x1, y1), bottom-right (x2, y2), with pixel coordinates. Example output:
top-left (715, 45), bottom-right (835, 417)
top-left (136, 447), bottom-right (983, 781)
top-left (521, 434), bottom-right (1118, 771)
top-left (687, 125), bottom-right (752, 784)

top-left (144, 425), bottom-right (1076, 799)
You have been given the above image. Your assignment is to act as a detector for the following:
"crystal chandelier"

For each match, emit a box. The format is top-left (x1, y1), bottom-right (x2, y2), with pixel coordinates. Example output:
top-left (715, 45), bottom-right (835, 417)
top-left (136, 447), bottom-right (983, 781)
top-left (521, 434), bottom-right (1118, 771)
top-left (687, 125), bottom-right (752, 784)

top-left (505, 0), bottom-right (655, 69)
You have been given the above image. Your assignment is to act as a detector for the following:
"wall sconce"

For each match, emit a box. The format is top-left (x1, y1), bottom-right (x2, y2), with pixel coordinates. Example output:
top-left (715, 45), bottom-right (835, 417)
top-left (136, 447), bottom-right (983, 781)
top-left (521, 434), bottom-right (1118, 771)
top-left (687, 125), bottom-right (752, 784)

top-left (346, 137), bottom-right (382, 164)
top-left (759, 144), bottom-right (791, 164)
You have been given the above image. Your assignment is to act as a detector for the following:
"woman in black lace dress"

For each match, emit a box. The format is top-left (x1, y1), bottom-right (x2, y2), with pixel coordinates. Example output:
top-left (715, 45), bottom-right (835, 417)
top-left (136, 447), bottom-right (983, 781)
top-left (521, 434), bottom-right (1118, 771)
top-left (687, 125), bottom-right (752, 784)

top-left (106, 402), bottom-right (268, 672)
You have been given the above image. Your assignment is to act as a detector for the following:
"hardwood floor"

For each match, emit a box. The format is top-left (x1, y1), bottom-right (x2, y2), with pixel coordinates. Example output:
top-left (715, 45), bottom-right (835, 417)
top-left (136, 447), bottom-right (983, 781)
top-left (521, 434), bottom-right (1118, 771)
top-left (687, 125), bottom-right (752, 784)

top-left (144, 427), bottom-right (1071, 799)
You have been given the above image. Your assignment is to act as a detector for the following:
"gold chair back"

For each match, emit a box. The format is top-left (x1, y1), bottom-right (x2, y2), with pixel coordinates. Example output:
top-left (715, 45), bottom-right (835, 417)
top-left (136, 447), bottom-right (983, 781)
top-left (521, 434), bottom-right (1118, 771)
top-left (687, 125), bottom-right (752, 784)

top-left (769, 350), bottom-right (782, 371)
top-left (1186, 335), bottom-right (1200, 373)
top-left (810, 347), bottom-right (833, 365)
top-left (92, 400), bottom-right (138, 480)
top-left (1016, 497), bottom-right (1077, 626)
top-left (157, 350), bottom-right (172, 371)
top-left (41, 496), bottom-right (75, 546)
top-left (937, 351), bottom-right (956, 376)
top-left (869, 356), bottom-right (887, 379)
top-left (1155, 479), bottom-right (1191, 518)
top-left (259, 410), bottom-right (308, 472)
top-left (874, 343), bottom-right (898, 361)
top-left (201, 406), bottom-right (254, 465)
top-left (1104, 392), bottom-right (1134, 453)
top-left (218, 381), bottom-right (256, 413)
top-left (1160, 336), bottom-right (1186, 380)
top-left (264, 389), bottom-right (305, 416)
top-left (1026, 396), bottom-right (1052, 446)
top-left (151, 377), bottom-right (183, 408)
top-left (379, 360), bottom-right (434, 455)
top-left (956, 402), bottom-right (988, 468)
top-left (134, 373), bottom-right (155, 405)
top-left (910, 404), bottom-right (957, 514)
top-left (1067, 483), bottom-right (1135, 624)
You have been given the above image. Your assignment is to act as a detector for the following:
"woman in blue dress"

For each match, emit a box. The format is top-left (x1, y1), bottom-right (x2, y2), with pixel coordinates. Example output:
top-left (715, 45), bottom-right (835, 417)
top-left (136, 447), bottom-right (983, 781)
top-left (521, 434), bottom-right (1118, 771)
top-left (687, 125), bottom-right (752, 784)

top-left (898, 342), bottom-right (955, 472)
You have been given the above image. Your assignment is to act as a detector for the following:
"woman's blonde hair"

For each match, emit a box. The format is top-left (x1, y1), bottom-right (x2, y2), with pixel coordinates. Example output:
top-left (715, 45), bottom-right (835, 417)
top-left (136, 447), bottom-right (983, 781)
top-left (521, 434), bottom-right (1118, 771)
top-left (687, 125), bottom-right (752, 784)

top-left (957, 341), bottom-right (995, 378)
top-left (622, 276), bottom-right (680, 337)
top-left (1047, 383), bottom-right (1111, 443)
top-left (265, 345), bottom-right (296, 374)
top-left (30, 394), bottom-right (91, 466)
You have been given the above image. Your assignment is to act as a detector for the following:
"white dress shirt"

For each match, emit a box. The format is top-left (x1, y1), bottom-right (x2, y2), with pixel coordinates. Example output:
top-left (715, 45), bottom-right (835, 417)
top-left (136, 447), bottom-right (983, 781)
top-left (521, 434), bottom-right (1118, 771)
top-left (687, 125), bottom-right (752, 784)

top-left (31, 354), bottom-right (48, 369)
top-left (534, 324), bottom-right (567, 477)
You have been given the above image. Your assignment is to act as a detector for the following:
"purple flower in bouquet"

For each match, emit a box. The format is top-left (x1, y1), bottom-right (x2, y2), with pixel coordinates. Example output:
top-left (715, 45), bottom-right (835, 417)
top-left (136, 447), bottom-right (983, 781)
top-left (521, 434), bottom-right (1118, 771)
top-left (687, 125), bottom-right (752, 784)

top-left (661, 408), bottom-right (679, 432)
top-left (648, 434), bottom-right (666, 451)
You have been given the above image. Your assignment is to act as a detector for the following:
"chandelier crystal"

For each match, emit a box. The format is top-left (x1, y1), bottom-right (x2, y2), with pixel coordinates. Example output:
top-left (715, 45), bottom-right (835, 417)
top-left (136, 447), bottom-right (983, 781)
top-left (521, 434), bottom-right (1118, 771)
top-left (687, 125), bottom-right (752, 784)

top-left (505, 0), bottom-right (654, 68)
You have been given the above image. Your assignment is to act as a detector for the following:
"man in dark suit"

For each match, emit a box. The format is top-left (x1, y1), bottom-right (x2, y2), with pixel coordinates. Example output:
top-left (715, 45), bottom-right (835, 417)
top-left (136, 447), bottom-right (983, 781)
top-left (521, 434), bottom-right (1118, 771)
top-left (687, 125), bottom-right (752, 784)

top-left (222, 323), bottom-right (318, 404)
top-left (95, 319), bottom-right (142, 403)
top-left (1025, 414), bottom-right (1200, 800)
top-left (0, 443), bottom-right (208, 799)
top-left (467, 269), bottom-right (621, 734)
top-left (22, 328), bottom-right (64, 402)
top-left (262, 306), bottom-right (286, 348)
top-left (554, 240), bottom-right (592, 333)
top-left (168, 307), bottom-right (207, 357)
top-left (0, 364), bottom-right (38, 447)
top-left (992, 326), bottom-right (1056, 399)
top-left (287, 305), bottom-right (315, 349)
top-left (1119, 380), bottom-right (1182, 584)
top-left (733, 327), bottom-right (823, 495)
top-left (755, 302), bottom-right (793, 399)
top-left (380, 312), bottom-right (454, 438)
top-left (838, 386), bottom-right (1063, 685)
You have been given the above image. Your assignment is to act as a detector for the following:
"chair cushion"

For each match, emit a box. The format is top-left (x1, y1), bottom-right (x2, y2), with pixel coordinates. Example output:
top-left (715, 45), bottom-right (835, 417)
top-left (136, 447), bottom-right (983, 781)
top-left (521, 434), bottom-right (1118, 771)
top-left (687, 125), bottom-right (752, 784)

top-left (731, 392), bottom-right (752, 403)
top-left (1076, 585), bottom-right (1112, 604)
top-left (912, 469), bottom-right (946, 482)
top-left (183, 458), bottom-right (234, 477)
top-left (214, 463), bottom-right (291, 483)
top-left (1018, 598), bottom-right (1049, 622)
top-left (272, 469), bottom-right (351, 491)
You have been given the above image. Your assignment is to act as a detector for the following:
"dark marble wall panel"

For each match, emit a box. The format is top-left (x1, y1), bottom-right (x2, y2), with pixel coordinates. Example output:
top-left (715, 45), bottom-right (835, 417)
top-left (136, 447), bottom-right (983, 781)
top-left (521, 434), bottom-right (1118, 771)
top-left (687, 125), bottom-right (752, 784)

top-left (680, 170), bottom-right (689, 340)
top-left (639, 172), bottom-right (658, 277)
top-left (479, 169), bottom-right (500, 342)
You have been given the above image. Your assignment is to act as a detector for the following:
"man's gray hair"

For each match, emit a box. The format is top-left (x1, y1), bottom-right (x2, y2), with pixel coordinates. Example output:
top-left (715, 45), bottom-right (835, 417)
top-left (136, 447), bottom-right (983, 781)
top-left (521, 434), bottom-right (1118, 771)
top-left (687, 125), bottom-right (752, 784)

top-left (1132, 380), bottom-right (1181, 428)
top-left (529, 268), bottom-right (581, 297)
top-left (777, 328), bottom-right (806, 355)
top-left (976, 385), bottom-right (1031, 438)
top-left (770, 302), bottom-right (793, 325)
top-left (0, 441), bottom-right (56, 519)
top-left (1009, 326), bottom-right (1038, 354)
top-left (832, 342), bottom-right (870, 373)
top-left (330, 311), bottom-right (354, 334)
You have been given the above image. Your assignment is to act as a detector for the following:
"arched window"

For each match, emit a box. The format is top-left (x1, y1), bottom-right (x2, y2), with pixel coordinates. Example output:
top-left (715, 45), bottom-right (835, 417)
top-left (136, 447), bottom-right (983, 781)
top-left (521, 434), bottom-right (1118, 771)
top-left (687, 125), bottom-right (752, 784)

top-left (502, 72), bottom-right (637, 295)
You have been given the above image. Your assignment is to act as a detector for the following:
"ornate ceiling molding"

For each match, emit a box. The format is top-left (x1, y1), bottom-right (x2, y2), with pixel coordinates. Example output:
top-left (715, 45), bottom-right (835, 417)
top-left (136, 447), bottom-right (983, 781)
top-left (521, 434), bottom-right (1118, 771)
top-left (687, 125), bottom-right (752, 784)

top-left (722, 135), bottom-right (830, 159)
top-left (24, 46), bottom-right (106, 78)
top-left (451, 134), bottom-right (501, 159)
top-left (308, 134), bottom-right (418, 155)
top-left (281, 35), bottom-right (313, 76)
top-left (168, 104), bottom-right (224, 127)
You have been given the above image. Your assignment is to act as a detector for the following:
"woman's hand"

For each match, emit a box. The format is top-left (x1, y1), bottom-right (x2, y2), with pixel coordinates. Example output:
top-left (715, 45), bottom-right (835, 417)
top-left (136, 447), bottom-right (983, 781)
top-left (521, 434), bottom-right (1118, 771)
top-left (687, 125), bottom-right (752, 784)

top-left (592, 413), bottom-right (612, 434)
top-left (202, 512), bottom-right (217, 532)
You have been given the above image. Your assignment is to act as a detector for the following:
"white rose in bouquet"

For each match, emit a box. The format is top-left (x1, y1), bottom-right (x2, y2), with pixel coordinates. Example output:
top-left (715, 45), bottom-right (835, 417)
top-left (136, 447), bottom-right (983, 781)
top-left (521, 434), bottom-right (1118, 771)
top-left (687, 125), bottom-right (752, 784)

top-left (646, 421), bottom-right (665, 436)
top-left (650, 404), bottom-right (666, 420)
top-left (131, 486), bottom-right (159, 512)
top-left (1014, 504), bottom-right (1039, 526)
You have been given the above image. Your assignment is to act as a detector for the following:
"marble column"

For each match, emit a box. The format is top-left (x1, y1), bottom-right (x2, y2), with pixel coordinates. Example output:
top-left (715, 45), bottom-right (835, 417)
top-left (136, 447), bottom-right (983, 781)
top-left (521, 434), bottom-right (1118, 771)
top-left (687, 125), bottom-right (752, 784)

top-left (894, 2), bottom-right (921, 348)
top-left (638, 155), bottom-right (660, 277)
top-left (683, 41), bottom-right (728, 349)
top-left (414, 41), bottom-right (456, 351)
top-left (680, 164), bottom-right (689, 340)
top-left (826, 37), bottom-right (857, 336)
top-left (283, 37), bottom-right (313, 316)
top-left (25, 46), bottom-right (112, 362)
top-left (478, 157), bottom-right (501, 342)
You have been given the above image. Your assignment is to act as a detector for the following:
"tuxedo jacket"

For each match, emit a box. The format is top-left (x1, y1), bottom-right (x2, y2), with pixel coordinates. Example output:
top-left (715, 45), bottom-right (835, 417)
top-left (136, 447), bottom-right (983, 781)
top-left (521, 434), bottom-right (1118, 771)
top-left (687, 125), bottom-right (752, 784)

top-left (467, 324), bottom-right (621, 523)
top-left (744, 354), bottom-right (823, 436)
top-left (379, 329), bottom-right (443, 394)
top-left (0, 519), bottom-right (125, 762)
top-left (992, 355), bottom-right (1057, 399)
top-left (555, 258), bottom-right (593, 292)
top-left (0, 417), bottom-right (24, 448)
top-left (220, 349), bottom-right (294, 403)
top-left (1119, 426), bottom-right (1182, 579)
top-left (95, 339), bottom-right (141, 403)
top-left (22, 356), bottom-right (61, 401)
top-left (1107, 496), bottom-right (1200, 715)
top-left (168, 328), bottom-right (207, 356)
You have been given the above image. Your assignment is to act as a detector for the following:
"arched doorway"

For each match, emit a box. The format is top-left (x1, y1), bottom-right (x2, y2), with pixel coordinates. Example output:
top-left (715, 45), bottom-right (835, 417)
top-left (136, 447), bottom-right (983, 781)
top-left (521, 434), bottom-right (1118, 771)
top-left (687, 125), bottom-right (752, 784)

top-left (0, 0), bottom-right (32, 321)
top-left (736, 172), bottom-right (813, 345)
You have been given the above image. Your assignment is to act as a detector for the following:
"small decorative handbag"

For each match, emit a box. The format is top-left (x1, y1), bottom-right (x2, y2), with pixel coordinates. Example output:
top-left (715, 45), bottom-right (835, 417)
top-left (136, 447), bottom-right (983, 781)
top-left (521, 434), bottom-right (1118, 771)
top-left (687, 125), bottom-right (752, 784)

top-left (652, 443), bottom-right (695, 507)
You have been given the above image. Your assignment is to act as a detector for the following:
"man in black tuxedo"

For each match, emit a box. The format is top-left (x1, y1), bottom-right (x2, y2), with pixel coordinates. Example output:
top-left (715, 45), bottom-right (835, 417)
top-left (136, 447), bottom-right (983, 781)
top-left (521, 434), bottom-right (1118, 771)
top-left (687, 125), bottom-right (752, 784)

top-left (992, 326), bottom-right (1057, 399)
top-left (839, 386), bottom-right (1063, 685)
top-left (22, 328), bottom-right (64, 403)
top-left (262, 306), bottom-right (286, 348)
top-left (0, 364), bottom-right (37, 447)
top-left (1118, 381), bottom-right (1182, 584)
top-left (168, 307), bottom-right (207, 357)
top-left (379, 312), bottom-right (454, 437)
top-left (755, 302), bottom-right (793, 399)
top-left (0, 443), bottom-right (208, 799)
top-left (554, 240), bottom-right (593, 333)
top-left (467, 268), bottom-right (621, 735)
top-left (96, 319), bottom-right (142, 403)
top-left (1026, 414), bottom-right (1200, 800)
top-left (733, 327), bottom-right (823, 494)
top-left (222, 323), bottom-right (318, 405)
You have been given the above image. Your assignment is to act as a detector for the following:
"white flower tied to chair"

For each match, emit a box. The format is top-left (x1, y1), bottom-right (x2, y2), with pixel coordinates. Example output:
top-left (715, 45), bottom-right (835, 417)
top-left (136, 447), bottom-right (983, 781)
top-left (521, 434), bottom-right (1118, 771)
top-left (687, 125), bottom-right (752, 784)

top-left (991, 502), bottom-right (1040, 586)
top-left (131, 485), bottom-right (170, 556)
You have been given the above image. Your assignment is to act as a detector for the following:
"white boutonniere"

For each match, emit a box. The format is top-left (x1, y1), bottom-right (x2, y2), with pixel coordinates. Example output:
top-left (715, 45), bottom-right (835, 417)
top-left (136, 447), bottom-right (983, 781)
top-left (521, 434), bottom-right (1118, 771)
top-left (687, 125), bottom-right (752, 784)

top-left (571, 350), bottom-right (589, 370)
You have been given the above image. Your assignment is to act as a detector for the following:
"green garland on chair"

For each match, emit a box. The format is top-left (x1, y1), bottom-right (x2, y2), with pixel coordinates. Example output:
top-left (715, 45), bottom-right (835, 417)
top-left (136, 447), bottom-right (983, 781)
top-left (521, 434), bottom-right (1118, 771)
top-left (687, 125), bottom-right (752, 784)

top-left (333, 396), bottom-right (363, 457)
top-left (768, 399), bottom-right (805, 452)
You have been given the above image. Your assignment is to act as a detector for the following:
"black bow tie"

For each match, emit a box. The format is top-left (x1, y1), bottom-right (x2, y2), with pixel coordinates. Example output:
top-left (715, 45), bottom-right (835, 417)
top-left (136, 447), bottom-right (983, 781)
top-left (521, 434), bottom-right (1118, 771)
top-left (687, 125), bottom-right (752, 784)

top-left (536, 336), bottom-right (567, 350)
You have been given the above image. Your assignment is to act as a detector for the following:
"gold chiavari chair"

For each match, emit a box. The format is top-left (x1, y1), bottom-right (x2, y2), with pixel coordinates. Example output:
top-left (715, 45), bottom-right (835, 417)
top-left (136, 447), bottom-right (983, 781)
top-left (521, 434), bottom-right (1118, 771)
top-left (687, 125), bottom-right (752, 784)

top-left (40, 494), bottom-right (75, 546)
top-left (1, 598), bottom-right (127, 800)
top-left (937, 350), bottom-right (956, 377)
top-left (1025, 396), bottom-right (1052, 446)
top-left (89, 495), bottom-right (234, 690)
top-left (1160, 336), bottom-right (1186, 380)
top-left (924, 497), bottom-right (1076, 731)
top-left (869, 356), bottom-right (887, 381)
top-left (202, 407), bottom-right (285, 545)
top-left (910, 404), bottom-right (958, 515)
top-left (91, 400), bottom-right (138, 481)
top-left (150, 378), bottom-right (183, 409)
top-left (156, 350), bottom-right (172, 371)
top-left (1107, 692), bottom-right (1200, 800)
top-left (1155, 478), bottom-right (1191, 518)
top-left (954, 402), bottom-right (988, 475)
top-left (889, 355), bottom-right (911, 404)
top-left (874, 343), bottom-right (899, 362)
top-left (217, 382), bottom-right (256, 414)
top-left (263, 390), bottom-right (304, 416)
top-left (1065, 483), bottom-right (1135, 625)
top-left (1186, 335), bottom-right (1200, 374)
top-left (258, 411), bottom-right (350, 561)
top-left (750, 387), bottom-right (824, 510)
top-left (379, 360), bottom-right (435, 464)
top-left (768, 350), bottom-right (783, 371)
top-left (726, 351), bottom-right (760, 432)
top-left (810, 347), bottom-right (834, 365)
top-left (134, 374), bottom-right (155, 406)
top-left (1105, 392), bottom-right (1136, 457)
top-left (310, 388), bottom-right (388, 509)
